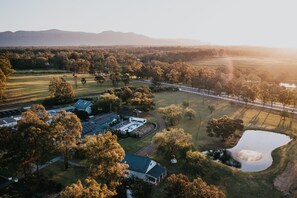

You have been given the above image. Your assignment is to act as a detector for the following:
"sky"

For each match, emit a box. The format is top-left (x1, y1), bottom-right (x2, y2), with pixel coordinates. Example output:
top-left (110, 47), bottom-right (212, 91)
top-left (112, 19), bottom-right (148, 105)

top-left (0, 0), bottom-right (297, 48)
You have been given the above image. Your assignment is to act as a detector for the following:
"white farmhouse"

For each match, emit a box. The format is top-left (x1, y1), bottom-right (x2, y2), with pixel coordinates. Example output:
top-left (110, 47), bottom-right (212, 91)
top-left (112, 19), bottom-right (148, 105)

top-left (123, 153), bottom-right (167, 185)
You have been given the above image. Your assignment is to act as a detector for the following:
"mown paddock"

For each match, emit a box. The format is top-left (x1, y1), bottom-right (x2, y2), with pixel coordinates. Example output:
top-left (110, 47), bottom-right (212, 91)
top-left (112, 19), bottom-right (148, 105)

top-left (1, 73), bottom-right (144, 110)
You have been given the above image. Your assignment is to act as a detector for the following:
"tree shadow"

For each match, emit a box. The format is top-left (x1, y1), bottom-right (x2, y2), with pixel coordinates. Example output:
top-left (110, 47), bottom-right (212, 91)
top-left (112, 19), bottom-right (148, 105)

top-left (261, 110), bottom-right (271, 128)
top-left (249, 109), bottom-right (262, 126)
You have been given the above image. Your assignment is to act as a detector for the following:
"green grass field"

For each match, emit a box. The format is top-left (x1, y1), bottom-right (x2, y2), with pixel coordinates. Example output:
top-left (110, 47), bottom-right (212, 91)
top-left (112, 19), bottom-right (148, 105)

top-left (1, 74), bottom-right (143, 110)
top-left (41, 161), bottom-right (87, 187)
top-left (188, 56), bottom-right (297, 82)
top-left (154, 91), bottom-right (297, 150)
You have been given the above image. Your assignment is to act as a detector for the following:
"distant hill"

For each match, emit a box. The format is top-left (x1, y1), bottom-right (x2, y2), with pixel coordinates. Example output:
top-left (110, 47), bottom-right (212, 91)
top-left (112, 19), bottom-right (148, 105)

top-left (0, 29), bottom-right (206, 46)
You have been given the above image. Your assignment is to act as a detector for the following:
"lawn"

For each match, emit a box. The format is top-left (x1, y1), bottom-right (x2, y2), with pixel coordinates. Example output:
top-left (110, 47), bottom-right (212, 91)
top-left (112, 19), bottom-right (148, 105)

top-left (154, 91), bottom-right (297, 150)
top-left (41, 161), bottom-right (87, 187)
top-left (1, 73), bottom-right (144, 110)
top-left (119, 132), bottom-right (156, 153)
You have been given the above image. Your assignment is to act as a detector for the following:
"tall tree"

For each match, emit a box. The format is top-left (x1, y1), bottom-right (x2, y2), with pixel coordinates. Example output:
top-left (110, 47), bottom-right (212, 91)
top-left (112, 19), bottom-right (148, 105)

top-left (278, 87), bottom-right (293, 109)
top-left (258, 82), bottom-right (270, 105)
top-left (151, 65), bottom-right (164, 87)
top-left (158, 105), bottom-right (183, 126)
top-left (60, 178), bottom-right (115, 198)
top-left (0, 55), bottom-right (15, 101)
top-left (206, 115), bottom-right (244, 141)
top-left (130, 86), bottom-right (155, 111)
top-left (81, 77), bottom-right (87, 86)
top-left (92, 93), bottom-right (121, 114)
top-left (106, 56), bottom-right (120, 73)
top-left (153, 128), bottom-right (192, 157)
top-left (94, 73), bottom-right (106, 86)
top-left (16, 104), bottom-right (54, 175)
top-left (51, 110), bottom-right (82, 169)
top-left (119, 86), bottom-right (133, 104)
top-left (121, 73), bottom-right (130, 85)
top-left (240, 85), bottom-right (257, 104)
top-left (82, 132), bottom-right (128, 194)
top-left (110, 72), bottom-right (122, 87)
top-left (166, 174), bottom-right (226, 198)
top-left (49, 77), bottom-right (75, 104)
top-left (184, 107), bottom-right (196, 120)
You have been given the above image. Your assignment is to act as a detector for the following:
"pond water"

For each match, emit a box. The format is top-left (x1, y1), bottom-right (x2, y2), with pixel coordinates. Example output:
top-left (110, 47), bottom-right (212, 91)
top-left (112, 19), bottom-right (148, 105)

top-left (227, 130), bottom-right (292, 172)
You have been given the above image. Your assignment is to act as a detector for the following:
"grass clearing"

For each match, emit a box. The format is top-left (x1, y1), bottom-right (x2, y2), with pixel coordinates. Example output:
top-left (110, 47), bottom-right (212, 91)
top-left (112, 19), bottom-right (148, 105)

top-left (41, 161), bottom-right (87, 187)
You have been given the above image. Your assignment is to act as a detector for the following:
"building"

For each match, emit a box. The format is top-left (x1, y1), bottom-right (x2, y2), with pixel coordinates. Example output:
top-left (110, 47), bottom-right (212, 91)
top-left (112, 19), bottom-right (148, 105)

top-left (73, 99), bottom-right (93, 114)
top-left (0, 117), bottom-right (18, 127)
top-left (123, 153), bottom-right (167, 185)
top-left (81, 113), bottom-right (120, 135)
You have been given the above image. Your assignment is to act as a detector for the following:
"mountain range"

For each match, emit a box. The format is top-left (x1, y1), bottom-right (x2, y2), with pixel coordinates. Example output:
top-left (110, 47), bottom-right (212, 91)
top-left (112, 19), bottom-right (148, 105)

top-left (0, 29), bottom-right (206, 46)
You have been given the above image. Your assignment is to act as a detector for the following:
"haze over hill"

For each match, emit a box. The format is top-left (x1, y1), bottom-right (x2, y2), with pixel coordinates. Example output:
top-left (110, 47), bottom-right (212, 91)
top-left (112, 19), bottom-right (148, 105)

top-left (0, 29), bottom-right (206, 46)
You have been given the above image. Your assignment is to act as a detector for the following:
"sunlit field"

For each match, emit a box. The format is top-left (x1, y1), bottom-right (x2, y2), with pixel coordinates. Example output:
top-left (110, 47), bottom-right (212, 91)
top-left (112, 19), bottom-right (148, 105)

top-left (188, 56), bottom-right (297, 82)
top-left (1, 74), bottom-right (143, 110)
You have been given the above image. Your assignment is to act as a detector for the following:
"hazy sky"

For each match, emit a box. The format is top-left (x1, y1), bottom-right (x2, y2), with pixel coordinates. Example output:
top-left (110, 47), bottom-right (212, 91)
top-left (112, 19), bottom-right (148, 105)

top-left (1, 0), bottom-right (296, 48)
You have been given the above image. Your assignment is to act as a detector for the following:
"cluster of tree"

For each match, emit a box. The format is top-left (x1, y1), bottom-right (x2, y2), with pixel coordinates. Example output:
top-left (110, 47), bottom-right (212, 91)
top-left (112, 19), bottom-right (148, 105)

top-left (206, 115), bottom-right (244, 141)
top-left (62, 132), bottom-right (127, 197)
top-left (140, 60), bottom-right (297, 109)
top-left (48, 77), bottom-right (75, 104)
top-left (4, 47), bottom-right (297, 108)
top-left (0, 105), bottom-right (82, 176)
top-left (1, 104), bottom-right (129, 197)
top-left (153, 128), bottom-right (192, 158)
top-left (152, 128), bottom-right (225, 197)
top-left (158, 104), bottom-right (196, 126)
top-left (92, 86), bottom-right (155, 114)
top-left (0, 47), bottom-right (225, 71)
top-left (165, 173), bottom-right (226, 198)
top-left (0, 55), bottom-right (14, 101)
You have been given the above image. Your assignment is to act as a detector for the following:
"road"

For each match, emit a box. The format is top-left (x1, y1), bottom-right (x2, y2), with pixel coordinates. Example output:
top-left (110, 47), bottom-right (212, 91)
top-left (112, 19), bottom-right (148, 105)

top-left (134, 79), bottom-right (297, 114)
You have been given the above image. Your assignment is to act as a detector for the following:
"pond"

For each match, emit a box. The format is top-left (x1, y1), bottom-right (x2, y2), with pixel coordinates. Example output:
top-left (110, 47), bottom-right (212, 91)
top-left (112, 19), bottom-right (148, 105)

top-left (205, 130), bottom-right (292, 172)
top-left (229, 130), bottom-right (292, 172)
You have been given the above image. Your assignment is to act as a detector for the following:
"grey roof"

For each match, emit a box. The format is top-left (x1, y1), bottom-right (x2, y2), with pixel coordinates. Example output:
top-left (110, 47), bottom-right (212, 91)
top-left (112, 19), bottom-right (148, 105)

top-left (73, 99), bottom-right (92, 110)
top-left (82, 113), bottom-right (120, 135)
top-left (146, 164), bottom-right (166, 178)
top-left (0, 117), bottom-right (17, 125)
top-left (123, 153), bottom-right (152, 173)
